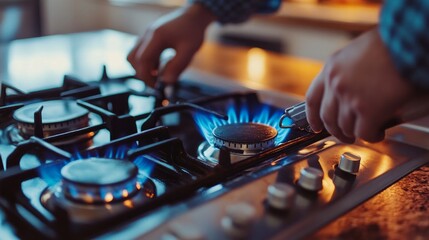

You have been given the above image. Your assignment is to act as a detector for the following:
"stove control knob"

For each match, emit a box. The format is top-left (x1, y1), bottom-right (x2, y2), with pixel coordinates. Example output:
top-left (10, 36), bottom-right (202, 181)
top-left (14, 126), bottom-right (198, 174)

top-left (267, 183), bottom-right (295, 210)
top-left (297, 167), bottom-right (323, 191)
top-left (221, 202), bottom-right (256, 237)
top-left (338, 152), bottom-right (361, 174)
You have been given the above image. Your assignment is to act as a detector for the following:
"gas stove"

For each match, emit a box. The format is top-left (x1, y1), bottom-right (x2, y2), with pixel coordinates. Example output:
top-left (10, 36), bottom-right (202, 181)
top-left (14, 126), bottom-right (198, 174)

top-left (1, 31), bottom-right (429, 240)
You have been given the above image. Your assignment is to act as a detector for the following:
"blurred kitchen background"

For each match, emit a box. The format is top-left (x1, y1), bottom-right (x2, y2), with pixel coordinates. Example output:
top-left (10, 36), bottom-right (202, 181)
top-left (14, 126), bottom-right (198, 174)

top-left (0, 0), bottom-right (381, 61)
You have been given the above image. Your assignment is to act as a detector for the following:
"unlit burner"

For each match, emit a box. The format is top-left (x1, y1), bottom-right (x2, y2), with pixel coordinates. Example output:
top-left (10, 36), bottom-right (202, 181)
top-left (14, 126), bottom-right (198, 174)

top-left (213, 123), bottom-right (277, 155)
top-left (61, 158), bottom-right (141, 204)
top-left (13, 100), bottom-right (91, 145)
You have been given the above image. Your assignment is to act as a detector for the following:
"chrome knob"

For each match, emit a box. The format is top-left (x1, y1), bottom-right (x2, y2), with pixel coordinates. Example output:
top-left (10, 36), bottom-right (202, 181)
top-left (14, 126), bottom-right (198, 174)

top-left (297, 167), bottom-right (323, 191)
top-left (221, 202), bottom-right (256, 237)
top-left (338, 152), bottom-right (361, 174)
top-left (267, 183), bottom-right (295, 210)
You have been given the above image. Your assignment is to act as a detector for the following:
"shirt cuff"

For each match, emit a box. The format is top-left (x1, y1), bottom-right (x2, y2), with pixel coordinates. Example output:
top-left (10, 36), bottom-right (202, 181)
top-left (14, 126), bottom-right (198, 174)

top-left (379, 0), bottom-right (429, 89)
top-left (189, 0), bottom-right (281, 24)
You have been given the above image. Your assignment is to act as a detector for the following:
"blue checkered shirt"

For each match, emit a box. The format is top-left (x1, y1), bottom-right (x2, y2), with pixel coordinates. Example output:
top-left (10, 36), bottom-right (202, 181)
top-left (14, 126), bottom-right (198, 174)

top-left (380, 0), bottom-right (429, 89)
top-left (189, 0), bottom-right (281, 24)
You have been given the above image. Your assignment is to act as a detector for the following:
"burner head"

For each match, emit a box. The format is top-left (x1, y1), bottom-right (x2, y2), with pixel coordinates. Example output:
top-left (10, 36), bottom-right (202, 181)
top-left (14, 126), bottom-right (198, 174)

top-left (13, 100), bottom-right (90, 139)
top-left (212, 123), bottom-right (277, 154)
top-left (61, 158), bottom-right (141, 204)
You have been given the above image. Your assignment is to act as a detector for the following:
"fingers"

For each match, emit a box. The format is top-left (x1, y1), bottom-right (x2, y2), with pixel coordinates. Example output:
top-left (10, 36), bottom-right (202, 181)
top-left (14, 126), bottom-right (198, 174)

top-left (126, 5), bottom-right (211, 88)
top-left (306, 68), bottom-right (354, 143)
top-left (355, 116), bottom-right (385, 143)
top-left (353, 103), bottom-right (387, 143)
top-left (127, 35), bottom-right (201, 87)
top-left (320, 86), bottom-right (355, 143)
top-left (135, 35), bottom-right (165, 87)
top-left (127, 31), bottom-right (164, 88)
top-left (160, 44), bottom-right (200, 84)
top-left (127, 37), bottom-right (144, 67)
top-left (306, 72), bottom-right (325, 133)
top-left (338, 101), bottom-right (356, 139)
top-left (127, 33), bottom-right (150, 73)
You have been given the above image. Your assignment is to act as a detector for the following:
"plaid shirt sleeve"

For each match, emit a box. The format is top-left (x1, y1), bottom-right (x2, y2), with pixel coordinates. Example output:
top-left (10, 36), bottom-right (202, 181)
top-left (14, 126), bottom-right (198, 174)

top-left (189, 0), bottom-right (281, 24)
top-left (379, 0), bottom-right (429, 89)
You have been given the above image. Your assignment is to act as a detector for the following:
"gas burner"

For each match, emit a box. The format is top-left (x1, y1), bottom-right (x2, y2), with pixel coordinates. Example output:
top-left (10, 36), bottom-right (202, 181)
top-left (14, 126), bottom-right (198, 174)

top-left (198, 123), bottom-right (278, 166)
top-left (213, 123), bottom-right (277, 154)
top-left (10, 100), bottom-right (94, 146)
top-left (40, 158), bottom-right (156, 223)
top-left (61, 158), bottom-right (141, 204)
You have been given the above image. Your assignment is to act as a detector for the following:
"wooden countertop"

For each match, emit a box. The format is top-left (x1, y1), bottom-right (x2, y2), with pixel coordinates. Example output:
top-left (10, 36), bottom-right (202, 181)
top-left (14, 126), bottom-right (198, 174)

top-left (104, 0), bottom-right (379, 33)
top-left (309, 164), bottom-right (429, 239)
top-left (265, 2), bottom-right (379, 33)
top-left (191, 42), bottom-right (322, 97)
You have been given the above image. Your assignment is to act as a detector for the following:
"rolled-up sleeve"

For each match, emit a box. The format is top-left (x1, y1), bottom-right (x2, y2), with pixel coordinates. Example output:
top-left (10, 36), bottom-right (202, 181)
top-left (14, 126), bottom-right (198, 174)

top-left (379, 0), bottom-right (429, 89)
top-left (189, 0), bottom-right (281, 24)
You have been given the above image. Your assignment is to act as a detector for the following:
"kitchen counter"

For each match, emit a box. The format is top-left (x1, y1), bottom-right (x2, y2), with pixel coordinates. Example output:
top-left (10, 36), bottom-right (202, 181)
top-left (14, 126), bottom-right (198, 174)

top-left (310, 165), bottom-right (429, 239)
top-left (104, 0), bottom-right (379, 33)
top-left (266, 2), bottom-right (379, 34)
top-left (191, 42), bottom-right (322, 97)
top-left (1, 30), bottom-right (428, 239)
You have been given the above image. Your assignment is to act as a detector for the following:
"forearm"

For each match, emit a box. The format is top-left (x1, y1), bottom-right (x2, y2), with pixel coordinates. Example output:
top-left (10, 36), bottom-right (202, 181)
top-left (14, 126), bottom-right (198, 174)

top-left (189, 0), bottom-right (282, 24)
top-left (183, 3), bottom-right (217, 28)
top-left (379, 0), bottom-right (429, 89)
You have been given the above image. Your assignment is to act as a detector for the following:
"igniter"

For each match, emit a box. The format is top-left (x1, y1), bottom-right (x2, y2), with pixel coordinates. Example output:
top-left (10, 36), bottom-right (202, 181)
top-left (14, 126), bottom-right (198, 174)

top-left (279, 102), bottom-right (314, 133)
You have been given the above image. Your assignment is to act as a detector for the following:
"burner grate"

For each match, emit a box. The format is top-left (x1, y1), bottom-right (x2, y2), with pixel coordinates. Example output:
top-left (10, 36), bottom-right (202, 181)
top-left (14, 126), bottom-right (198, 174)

top-left (0, 69), bottom-right (329, 240)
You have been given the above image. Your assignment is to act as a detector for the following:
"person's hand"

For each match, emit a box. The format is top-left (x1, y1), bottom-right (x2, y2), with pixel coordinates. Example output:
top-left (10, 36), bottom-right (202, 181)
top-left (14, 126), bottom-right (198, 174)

top-left (127, 4), bottom-right (216, 87)
top-left (305, 29), bottom-right (417, 143)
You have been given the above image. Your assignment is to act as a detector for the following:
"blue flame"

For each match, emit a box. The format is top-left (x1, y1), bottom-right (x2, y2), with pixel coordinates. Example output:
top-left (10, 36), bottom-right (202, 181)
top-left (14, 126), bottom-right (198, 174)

top-left (194, 103), bottom-right (293, 145)
top-left (39, 142), bottom-right (155, 187)
top-left (39, 161), bottom-right (69, 186)
top-left (133, 155), bottom-right (155, 181)
top-left (70, 143), bottom-right (137, 161)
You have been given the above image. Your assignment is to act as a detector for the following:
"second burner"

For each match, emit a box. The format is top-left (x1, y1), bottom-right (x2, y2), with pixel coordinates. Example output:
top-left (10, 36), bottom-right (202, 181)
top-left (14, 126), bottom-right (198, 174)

top-left (213, 123), bottom-right (278, 155)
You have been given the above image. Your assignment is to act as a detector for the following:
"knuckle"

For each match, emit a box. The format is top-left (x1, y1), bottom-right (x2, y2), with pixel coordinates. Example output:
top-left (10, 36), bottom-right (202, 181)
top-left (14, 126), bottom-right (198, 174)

top-left (326, 125), bottom-right (350, 143)
top-left (352, 101), bottom-right (366, 116)
top-left (338, 120), bottom-right (349, 134)
top-left (305, 95), bottom-right (318, 110)
top-left (320, 111), bottom-right (334, 125)
top-left (355, 125), bottom-right (384, 143)
top-left (126, 54), bottom-right (134, 63)
top-left (360, 133), bottom-right (381, 143)
top-left (331, 78), bottom-right (346, 94)
top-left (150, 26), bottom-right (166, 38)
top-left (137, 54), bottom-right (150, 63)
top-left (324, 58), bottom-right (338, 78)
top-left (135, 50), bottom-right (153, 63)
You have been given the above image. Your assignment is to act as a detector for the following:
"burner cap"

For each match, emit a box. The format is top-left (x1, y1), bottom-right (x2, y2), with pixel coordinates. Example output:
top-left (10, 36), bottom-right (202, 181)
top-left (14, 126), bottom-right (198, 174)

top-left (13, 100), bottom-right (90, 140)
top-left (212, 123), bottom-right (277, 154)
top-left (14, 100), bottom-right (88, 124)
top-left (61, 158), bottom-right (141, 204)
top-left (61, 158), bottom-right (137, 185)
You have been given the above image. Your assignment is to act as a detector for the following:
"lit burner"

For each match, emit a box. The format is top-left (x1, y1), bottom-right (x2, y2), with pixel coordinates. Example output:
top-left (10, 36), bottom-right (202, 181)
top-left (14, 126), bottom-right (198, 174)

top-left (11, 100), bottom-right (93, 145)
top-left (213, 123), bottom-right (277, 154)
top-left (61, 158), bottom-right (140, 204)
top-left (40, 157), bottom-right (157, 223)
top-left (198, 123), bottom-right (278, 166)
